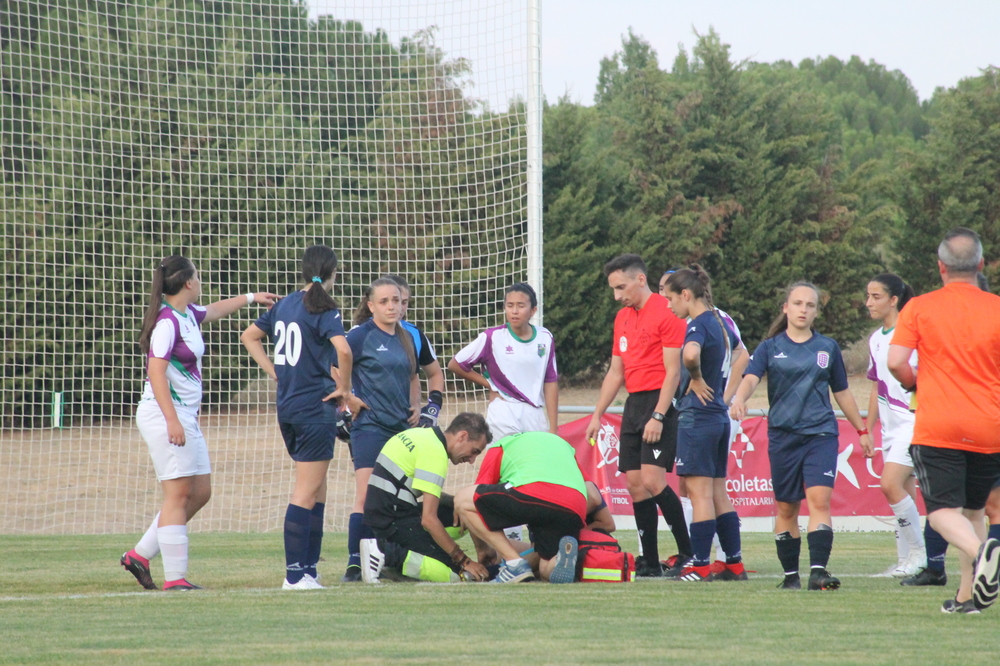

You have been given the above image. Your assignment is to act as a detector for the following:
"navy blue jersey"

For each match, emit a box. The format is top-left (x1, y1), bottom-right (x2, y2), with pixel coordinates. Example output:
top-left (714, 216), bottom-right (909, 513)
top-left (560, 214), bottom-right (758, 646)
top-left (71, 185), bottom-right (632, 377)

top-left (745, 331), bottom-right (849, 435)
top-left (401, 320), bottom-right (437, 367)
top-left (348, 320), bottom-right (416, 431)
top-left (254, 291), bottom-right (346, 424)
top-left (676, 310), bottom-right (739, 419)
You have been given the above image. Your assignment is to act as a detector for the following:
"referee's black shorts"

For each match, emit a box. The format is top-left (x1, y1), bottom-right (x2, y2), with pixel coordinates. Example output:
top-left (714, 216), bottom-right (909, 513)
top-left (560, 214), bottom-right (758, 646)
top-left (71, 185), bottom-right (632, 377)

top-left (618, 390), bottom-right (677, 473)
top-left (911, 444), bottom-right (1000, 513)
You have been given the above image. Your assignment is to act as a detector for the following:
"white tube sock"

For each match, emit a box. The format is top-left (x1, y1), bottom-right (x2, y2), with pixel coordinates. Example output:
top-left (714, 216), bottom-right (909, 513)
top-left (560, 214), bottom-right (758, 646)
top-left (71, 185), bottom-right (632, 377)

top-left (158, 524), bottom-right (189, 582)
top-left (680, 496), bottom-right (693, 537)
top-left (134, 512), bottom-right (161, 560)
top-left (891, 496), bottom-right (925, 554)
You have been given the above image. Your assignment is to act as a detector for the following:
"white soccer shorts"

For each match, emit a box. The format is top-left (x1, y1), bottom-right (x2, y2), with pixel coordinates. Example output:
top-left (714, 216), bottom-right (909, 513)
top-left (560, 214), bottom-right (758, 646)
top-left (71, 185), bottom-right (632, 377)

top-left (486, 398), bottom-right (549, 440)
top-left (136, 400), bottom-right (212, 481)
top-left (881, 431), bottom-right (914, 468)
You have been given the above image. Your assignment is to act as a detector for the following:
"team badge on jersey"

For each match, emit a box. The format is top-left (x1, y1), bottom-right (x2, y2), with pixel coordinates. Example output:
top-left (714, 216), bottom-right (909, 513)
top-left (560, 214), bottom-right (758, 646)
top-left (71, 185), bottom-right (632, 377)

top-left (537, 343), bottom-right (546, 358)
top-left (816, 351), bottom-right (830, 368)
top-left (619, 336), bottom-right (628, 353)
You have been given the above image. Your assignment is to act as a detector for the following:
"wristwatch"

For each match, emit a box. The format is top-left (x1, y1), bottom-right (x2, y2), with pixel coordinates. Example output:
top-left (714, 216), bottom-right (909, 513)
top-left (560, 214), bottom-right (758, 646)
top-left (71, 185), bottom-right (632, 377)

top-left (651, 411), bottom-right (665, 423)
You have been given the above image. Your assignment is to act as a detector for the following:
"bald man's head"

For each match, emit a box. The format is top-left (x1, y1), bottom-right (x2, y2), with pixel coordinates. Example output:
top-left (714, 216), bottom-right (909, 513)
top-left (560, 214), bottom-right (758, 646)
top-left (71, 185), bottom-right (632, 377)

top-left (938, 227), bottom-right (983, 276)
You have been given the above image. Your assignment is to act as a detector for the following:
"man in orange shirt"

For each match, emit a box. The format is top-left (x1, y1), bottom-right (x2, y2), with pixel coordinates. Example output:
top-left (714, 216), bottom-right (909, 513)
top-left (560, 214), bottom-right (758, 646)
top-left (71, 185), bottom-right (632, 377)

top-left (585, 254), bottom-right (691, 576)
top-left (888, 227), bottom-right (1000, 614)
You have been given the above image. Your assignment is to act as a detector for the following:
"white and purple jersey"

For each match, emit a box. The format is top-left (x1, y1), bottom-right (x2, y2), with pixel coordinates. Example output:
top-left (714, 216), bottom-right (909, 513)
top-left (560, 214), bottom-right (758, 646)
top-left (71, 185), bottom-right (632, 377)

top-left (453, 324), bottom-right (558, 408)
top-left (140, 303), bottom-right (208, 411)
top-left (867, 326), bottom-right (916, 445)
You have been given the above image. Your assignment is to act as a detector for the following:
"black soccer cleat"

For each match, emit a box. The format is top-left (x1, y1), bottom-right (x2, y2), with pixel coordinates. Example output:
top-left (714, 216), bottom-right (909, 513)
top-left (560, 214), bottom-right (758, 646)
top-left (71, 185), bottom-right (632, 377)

top-left (972, 538), bottom-right (1000, 610)
top-left (120, 552), bottom-right (158, 590)
top-left (634, 556), bottom-right (664, 578)
top-left (941, 597), bottom-right (980, 614)
top-left (777, 573), bottom-right (801, 589)
top-left (900, 567), bottom-right (947, 587)
top-left (808, 568), bottom-right (841, 591)
top-left (341, 564), bottom-right (363, 582)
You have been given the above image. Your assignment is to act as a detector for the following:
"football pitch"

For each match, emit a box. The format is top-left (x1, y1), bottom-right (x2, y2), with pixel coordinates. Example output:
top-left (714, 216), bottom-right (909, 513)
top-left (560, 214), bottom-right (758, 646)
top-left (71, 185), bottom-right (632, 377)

top-left (2, 532), bottom-right (997, 664)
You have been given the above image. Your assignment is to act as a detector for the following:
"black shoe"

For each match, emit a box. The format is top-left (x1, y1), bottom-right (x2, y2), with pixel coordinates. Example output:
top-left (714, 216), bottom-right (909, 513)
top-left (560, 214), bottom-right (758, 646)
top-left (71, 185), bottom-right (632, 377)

top-left (777, 573), bottom-right (801, 589)
top-left (635, 556), bottom-right (664, 578)
top-left (941, 597), bottom-right (980, 614)
top-left (341, 565), bottom-right (362, 582)
top-left (713, 564), bottom-right (749, 581)
top-left (901, 567), bottom-right (947, 587)
top-left (662, 554), bottom-right (692, 579)
top-left (120, 552), bottom-right (158, 590)
top-left (808, 568), bottom-right (841, 591)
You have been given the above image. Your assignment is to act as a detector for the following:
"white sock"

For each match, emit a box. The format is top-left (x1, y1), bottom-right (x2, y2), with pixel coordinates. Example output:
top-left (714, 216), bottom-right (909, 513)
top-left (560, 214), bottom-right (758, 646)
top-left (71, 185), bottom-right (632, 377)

top-left (680, 496), bottom-right (693, 537)
top-left (890, 496), bottom-right (925, 555)
top-left (505, 558), bottom-right (524, 567)
top-left (158, 524), bottom-right (189, 582)
top-left (714, 534), bottom-right (725, 562)
top-left (134, 512), bottom-right (161, 560)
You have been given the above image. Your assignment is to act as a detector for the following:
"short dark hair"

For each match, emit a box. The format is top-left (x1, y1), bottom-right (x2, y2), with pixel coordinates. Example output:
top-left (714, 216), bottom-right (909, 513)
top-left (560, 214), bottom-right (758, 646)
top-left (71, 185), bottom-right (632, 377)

top-left (603, 253), bottom-right (646, 278)
top-left (446, 412), bottom-right (492, 444)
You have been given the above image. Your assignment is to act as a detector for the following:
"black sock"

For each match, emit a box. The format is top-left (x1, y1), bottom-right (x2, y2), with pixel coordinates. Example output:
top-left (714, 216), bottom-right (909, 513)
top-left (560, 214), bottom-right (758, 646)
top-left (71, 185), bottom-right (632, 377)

top-left (807, 525), bottom-right (834, 570)
top-left (775, 531), bottom-right (801, 576)
top-left (633, 498), bottom-right (659, 563)
top-left (652, 486), bottom-right (692, 556)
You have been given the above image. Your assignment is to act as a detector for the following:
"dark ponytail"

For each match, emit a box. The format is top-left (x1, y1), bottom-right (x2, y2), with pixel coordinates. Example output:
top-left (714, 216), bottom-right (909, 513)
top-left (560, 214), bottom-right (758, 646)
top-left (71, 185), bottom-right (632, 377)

top-left (664, 264), bottom-right (713, 304)
top-left (871, 273), bottom-right (914, 312)
top-left (302, 245), bottom-right (339, 314)
top-left (766, 281), bottom-right (824, 339)
top-left (139, 256), bottom-right (195, 354)
top-left (354, 278), bottom-right (417, 373)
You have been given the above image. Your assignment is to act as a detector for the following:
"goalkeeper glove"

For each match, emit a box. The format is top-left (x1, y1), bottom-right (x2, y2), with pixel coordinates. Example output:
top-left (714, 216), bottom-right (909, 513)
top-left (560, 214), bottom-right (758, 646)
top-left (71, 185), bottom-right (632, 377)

top-left (418, 390), bottom-right (443, 427)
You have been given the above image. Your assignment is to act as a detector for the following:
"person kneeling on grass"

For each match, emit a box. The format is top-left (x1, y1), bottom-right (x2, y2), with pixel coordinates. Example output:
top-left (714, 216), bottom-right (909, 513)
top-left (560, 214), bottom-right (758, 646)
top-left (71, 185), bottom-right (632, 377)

top-left (360, 413), bottom-right (492, 584)
top-left (453, 431), bottom-right (589, 584)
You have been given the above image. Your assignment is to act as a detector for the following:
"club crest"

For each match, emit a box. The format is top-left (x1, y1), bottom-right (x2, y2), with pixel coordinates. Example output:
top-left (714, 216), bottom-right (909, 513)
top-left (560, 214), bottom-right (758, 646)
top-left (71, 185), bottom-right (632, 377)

top-left (537, 343), bottom-right (546, 358)
top-left (619, 335), bottom-right (628, 353)
top-left (816, 351), bottom-right (830, 368)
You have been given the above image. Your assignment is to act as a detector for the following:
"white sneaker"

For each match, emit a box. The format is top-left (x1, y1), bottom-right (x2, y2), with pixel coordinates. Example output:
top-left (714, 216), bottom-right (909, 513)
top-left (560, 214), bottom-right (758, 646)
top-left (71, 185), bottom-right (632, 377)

top-left (893, 550), bottom-right (927, 578)
top-left (874, 559), bottom-right (904, 577)
top-left (361, 538), bottom-right (385, 584)
top-left (282, 574), bottom-right (325, 590)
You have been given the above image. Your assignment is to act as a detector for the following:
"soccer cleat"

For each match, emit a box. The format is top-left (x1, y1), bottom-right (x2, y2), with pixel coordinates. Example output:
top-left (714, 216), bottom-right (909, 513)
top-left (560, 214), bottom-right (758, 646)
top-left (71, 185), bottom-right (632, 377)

top-left (941, 597), bottom-right (980, 614)
top-left (713, 562), bottom-right (749, 581)
top-left (549, 536), bottom-right (579, 584)
top-left (662, 556), bottom-right (692, 579)
top-left (874, 559), bottom-right (904, 578)
top-left (672, 564), bottom-right (713, 582)
top-left (163, 579), bottom-right (203, 591)
top-left (900, 567), bottom-right (947, 587)
top-left (491, 559), bottom-right (534, 584)
top-left (972, 538), bottom-right (1000, 610)
top-left (778, 573), bottom-right (801, 589)
top-left (808, 568), bottom-right (841, 591)
top-left (120, 551), bottom-right (158, 590)
top-left (283, 575), bottom-right (325, 590)
top-left (709, 560), bottom-right (726, 576)
top-left (635, 556), bottom-right (664, 578)
top-left (341, 565), bottom-right (362, 583)
top-left (360, 538), bottom-right (385, 584)
top-left (892, 550), bottom-right (926, 578)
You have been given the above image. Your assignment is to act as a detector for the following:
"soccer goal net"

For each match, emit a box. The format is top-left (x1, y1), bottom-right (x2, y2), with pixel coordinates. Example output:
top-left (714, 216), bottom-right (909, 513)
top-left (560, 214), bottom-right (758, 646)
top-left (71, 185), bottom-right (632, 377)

top-left (1, 0), bottom-right (540, 534)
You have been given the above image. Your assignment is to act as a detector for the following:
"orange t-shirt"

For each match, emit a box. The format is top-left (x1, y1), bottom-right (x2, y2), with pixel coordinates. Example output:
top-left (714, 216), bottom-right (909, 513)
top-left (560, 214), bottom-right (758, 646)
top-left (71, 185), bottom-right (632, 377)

top-left (892, 282), bottom-right (1000, 453)
top-left (611, 293), bottom-right (686, 393)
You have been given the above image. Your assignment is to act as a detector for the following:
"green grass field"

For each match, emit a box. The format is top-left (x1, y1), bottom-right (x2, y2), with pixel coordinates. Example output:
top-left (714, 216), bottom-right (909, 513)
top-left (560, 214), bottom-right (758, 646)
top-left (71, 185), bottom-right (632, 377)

top-left (2, 531), bottom-right (998, 664)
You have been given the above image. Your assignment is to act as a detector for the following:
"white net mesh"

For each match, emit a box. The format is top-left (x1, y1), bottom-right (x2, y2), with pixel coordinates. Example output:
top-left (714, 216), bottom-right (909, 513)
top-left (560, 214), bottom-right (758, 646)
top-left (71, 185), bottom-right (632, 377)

top-left (1, 0), bottom-right (534, 534)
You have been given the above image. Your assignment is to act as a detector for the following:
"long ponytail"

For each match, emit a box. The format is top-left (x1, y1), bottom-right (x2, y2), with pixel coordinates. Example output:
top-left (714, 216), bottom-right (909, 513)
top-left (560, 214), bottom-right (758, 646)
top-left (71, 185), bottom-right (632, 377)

top-left (355, 278), bottom-right (417, 373)
top-left (301, 245), bottom-right (339, 314)
top-left (871, 273), bottom-right (915, 312)
top-left (139, 256), bottom-right (195, 354)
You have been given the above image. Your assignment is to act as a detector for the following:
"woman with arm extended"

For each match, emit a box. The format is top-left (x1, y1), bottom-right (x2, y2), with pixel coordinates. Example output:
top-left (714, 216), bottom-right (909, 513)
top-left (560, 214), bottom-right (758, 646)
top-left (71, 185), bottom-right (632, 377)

top-left (730, 282), bottom-right (873, 592)
top-left (120, 256), bottom-right (276, 591)
top-left (241, 245), bottom-right (351, 589)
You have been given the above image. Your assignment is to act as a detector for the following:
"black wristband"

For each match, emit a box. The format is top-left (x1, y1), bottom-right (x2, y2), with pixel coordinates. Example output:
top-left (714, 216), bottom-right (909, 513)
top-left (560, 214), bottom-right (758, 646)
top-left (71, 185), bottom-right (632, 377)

top-left (428, 390), bottom-right (443, 406)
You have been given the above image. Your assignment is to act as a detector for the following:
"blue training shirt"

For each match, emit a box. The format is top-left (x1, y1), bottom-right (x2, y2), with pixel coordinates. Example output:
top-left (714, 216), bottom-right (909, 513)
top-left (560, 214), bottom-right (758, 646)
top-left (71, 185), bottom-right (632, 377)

top-left (348, 320), bottom-right (416, 431)
top-left (745, 331), bottom-right (848, 435)
top-left (254, 291), bottom-right (346, 424)
top-left (676, 310), bottom-right (739, 421)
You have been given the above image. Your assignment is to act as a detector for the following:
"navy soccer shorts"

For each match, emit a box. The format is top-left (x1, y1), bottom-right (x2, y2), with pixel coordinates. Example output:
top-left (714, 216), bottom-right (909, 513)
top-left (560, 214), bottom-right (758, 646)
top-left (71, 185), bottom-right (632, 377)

top-left (767, 430), bottom-right (839, 503)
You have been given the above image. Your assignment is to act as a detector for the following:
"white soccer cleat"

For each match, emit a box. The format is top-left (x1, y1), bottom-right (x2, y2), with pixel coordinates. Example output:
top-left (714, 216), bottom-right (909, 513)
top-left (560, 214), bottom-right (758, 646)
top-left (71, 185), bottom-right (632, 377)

top-left (360, 538), bottom-right (385, 584)
top-left (282, 575), bottom-right (326, 590)
top-left (893, 550), bottom-right (927, 578)
top-left (874, 559), bottom-right (904, 577)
